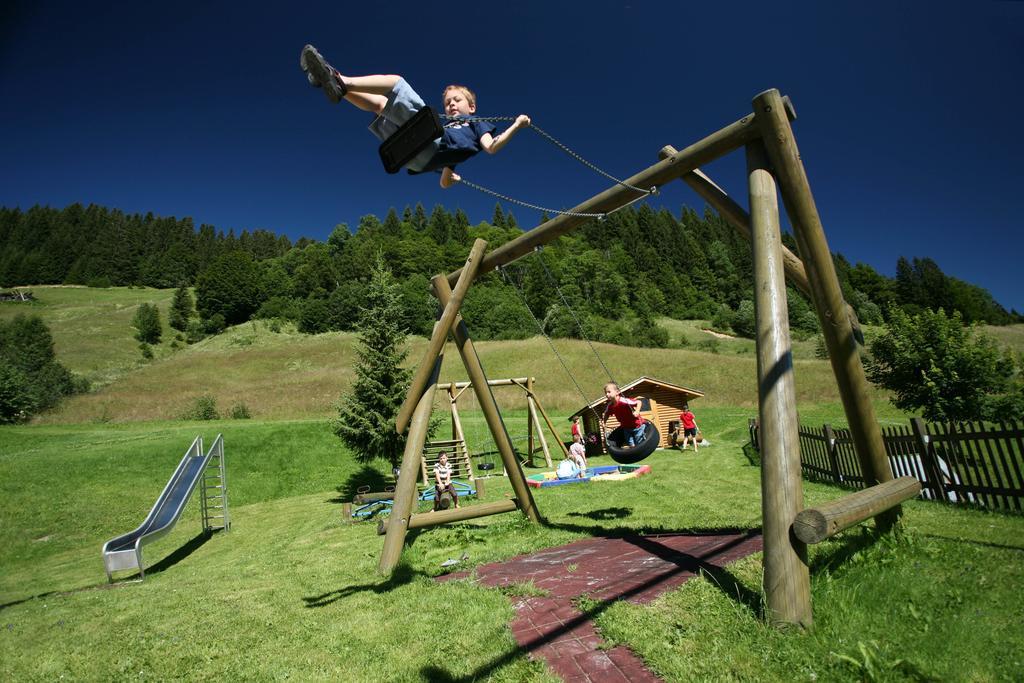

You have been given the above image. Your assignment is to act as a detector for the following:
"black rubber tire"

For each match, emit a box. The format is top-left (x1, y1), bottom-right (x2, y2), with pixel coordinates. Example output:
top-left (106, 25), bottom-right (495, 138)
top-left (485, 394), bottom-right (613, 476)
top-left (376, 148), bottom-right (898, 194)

top-left (606, 422), bottom-right (660, 464)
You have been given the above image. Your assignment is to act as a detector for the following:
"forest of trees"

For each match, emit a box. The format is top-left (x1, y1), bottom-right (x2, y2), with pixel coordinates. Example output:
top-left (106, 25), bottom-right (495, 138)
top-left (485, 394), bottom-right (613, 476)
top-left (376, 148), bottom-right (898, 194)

top-left (1, 201), bottom-right (1020, 347)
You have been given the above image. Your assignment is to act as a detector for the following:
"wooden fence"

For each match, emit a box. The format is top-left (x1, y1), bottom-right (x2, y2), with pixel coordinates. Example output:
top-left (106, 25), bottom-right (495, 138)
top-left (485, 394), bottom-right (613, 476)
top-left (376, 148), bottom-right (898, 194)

top-left (748, 417), bottom-right (1024, 513)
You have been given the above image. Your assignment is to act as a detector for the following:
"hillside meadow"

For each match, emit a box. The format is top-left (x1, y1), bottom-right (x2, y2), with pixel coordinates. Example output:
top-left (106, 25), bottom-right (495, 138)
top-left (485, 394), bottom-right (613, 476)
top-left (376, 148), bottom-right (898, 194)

top-left (0, 285), bottom-right (927, 425)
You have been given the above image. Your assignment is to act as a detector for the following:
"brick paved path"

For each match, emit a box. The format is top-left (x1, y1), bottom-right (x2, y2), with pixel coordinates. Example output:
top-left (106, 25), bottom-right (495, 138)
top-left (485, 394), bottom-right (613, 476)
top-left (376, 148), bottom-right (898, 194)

top-left (439, 531), bottom-right (762, 682)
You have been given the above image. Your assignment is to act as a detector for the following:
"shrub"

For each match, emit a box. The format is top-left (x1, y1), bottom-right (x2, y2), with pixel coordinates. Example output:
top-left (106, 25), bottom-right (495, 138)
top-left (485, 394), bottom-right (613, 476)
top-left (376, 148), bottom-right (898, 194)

top-left (866, 307), bottom-right (1022, 421)
top-left (181, 395), bottom-right (220, 420)
top-left (229, 402), bottom-right (252, 419)
top-left (731, 300), bottom-right (756, 339)
top-left (139, 342), bottom-right (153, 359)
top-left (132, 303), bottom-right (162, 344)
top-left (697, 338), bottom-right (720, 354)
top-left (0, 314), bottom-right (77, 421)
top-left (185, 319), bottom-right (206, 344)
top-left (203, 313), bottom-right (226, 335)
top-left (711, 304), bottom-right (734, 333)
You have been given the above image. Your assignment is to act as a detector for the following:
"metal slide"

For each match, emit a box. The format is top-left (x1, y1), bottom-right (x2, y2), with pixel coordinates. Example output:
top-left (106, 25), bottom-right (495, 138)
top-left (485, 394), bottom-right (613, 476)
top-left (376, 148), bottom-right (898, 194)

top-left (101, 435), bottom-right (219, 582)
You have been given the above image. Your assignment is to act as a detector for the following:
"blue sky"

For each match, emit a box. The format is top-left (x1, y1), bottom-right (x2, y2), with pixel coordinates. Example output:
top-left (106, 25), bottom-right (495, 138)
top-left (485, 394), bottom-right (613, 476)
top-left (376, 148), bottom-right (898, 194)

top-left (2, 1), bottom-right (1022, 311)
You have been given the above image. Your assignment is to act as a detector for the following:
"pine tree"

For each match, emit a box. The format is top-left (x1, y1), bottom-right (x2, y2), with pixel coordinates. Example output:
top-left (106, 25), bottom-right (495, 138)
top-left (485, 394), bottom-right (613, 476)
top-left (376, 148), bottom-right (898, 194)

top-left (332, 255), bottom-right (412, 465)
top-left (132, 303), bottom-right (162, 344)
top-left (169, 284), bottom-right (194, 332)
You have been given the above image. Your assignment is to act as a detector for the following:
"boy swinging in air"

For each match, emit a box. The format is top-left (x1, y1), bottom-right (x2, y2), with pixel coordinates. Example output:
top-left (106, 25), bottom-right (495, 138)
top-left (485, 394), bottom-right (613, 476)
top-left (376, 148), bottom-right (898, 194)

top-left (300, 45), bottom-right (531, 187)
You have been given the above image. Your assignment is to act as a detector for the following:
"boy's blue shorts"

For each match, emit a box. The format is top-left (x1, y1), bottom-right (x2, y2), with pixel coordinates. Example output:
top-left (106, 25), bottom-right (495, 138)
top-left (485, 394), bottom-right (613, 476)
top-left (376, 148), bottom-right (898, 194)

top-left (367, 78), bottom-right (440, 172)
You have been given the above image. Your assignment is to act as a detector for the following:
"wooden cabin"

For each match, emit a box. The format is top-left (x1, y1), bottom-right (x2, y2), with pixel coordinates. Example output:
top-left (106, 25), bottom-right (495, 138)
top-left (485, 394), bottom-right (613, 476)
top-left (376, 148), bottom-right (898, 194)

top-left (569, 376), bottom-right (705, 454)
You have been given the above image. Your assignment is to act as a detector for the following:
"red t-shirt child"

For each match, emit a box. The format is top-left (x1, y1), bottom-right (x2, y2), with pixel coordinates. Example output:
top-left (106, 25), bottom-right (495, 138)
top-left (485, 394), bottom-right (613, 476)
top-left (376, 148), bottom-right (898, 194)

top-left (604, 396), bottom-right (643, 430)
top-left (680, 410), bottom-right (696, 431)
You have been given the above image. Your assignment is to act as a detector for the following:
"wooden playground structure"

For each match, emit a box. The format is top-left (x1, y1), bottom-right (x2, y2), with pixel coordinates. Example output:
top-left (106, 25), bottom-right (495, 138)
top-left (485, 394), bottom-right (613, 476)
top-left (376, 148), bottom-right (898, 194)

top-left (380, 89), bottom-right (921, 628)
top-left (433, 377), bottom-right (568, 480)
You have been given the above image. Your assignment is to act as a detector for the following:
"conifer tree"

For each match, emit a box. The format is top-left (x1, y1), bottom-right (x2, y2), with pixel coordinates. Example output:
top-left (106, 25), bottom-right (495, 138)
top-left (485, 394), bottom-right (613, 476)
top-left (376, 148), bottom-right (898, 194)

top-left (132, 303), bottom-right (162, 344)
top-left (332, 255), bottom-right (412, 465)
top-left (169, 284), bottom-right (194, 332)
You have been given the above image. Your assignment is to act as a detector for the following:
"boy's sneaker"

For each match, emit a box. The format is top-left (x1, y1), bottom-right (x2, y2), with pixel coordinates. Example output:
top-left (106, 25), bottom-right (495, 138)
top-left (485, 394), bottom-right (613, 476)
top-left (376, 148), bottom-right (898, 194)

top-left (300, 45), bottom-right (346, 103)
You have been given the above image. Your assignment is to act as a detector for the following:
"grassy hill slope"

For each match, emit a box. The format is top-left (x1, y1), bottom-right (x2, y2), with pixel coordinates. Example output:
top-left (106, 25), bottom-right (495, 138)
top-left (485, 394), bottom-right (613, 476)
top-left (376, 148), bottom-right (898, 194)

top-left (4, 286), bottom-right (904, 424)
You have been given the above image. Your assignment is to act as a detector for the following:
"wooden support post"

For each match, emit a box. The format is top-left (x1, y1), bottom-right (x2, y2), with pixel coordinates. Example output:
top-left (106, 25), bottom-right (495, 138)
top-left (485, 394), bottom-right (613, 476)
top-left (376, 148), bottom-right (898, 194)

top-left (449, 385), bottom-right (458, 440)
top-left (432, 277), bottom-right (541, 523)
top-left (396, 239), bottom-right (487, 434)
top-left (378, 499), bottom-right (518, 535)
top-left (512, 379), bottom-right (569, 460)
top-left (446, 101), bottom-right (796, 286)
top-left (341, 502), bottom-right (352, 522)
top-left (475, 478), bottom-right (485, 500)
top-left (526, 376), bottom-right (536, 466)
top-left (529, 394), bottom-right (552, 468)
top-left (378, 359), bottom-right (442, 574)
top-left (793, 477), bottom-right (922, 544)
top-left (753, 88), bottom-right (898, 532)
top-left (747, 140), bottom-right (812, 628)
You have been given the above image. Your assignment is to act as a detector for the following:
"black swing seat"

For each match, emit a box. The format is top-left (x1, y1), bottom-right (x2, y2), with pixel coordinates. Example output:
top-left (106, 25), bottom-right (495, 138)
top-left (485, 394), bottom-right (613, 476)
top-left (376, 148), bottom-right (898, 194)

top-left (606, 422), bottom-right (660, 464)
top-left (379, 106), bottom-right (444, 174)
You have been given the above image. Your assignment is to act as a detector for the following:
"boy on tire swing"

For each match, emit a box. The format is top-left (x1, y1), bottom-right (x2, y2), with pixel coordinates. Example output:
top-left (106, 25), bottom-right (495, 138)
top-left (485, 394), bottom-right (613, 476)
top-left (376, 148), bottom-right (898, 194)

top-left (601, 382), bottom-right (647, 449)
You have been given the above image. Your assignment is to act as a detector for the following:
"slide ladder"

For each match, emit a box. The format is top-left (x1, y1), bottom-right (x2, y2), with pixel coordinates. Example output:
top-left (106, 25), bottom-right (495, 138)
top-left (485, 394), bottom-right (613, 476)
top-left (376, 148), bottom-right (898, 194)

top-left (200, 435), bottom-right (230, 532)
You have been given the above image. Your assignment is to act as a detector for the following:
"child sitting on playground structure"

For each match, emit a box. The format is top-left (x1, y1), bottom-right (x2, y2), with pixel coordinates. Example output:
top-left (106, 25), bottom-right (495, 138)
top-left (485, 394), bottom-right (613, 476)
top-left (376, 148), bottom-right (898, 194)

top-left (601, 382), bottom-right (647, 448)
top-left (569, 433), bottom-right (588, 471)
top-left (556, 455), bottom-right (584, 480)
top-left (433, 451), bottom-right (459, 511)
top-left (678, 404), bottom-right (700, 452)
top-left (300, 45), bottom-right (531, 188)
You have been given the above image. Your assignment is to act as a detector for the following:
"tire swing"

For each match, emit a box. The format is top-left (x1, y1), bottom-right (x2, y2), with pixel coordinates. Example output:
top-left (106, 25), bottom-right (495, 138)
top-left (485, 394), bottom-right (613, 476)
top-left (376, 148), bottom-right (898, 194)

top-left (605, 422), bottom-right (661, 465)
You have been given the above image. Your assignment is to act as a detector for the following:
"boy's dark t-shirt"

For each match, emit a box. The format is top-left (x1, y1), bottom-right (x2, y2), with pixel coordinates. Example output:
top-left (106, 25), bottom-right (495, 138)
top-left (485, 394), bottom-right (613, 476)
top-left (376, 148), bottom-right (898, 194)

top-left (416, 117), bottom-right (497, 173)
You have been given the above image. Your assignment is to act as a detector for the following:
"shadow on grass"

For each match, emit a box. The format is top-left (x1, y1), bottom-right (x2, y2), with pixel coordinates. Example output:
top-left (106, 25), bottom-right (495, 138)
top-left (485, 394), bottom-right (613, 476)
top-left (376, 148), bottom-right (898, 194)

top-left (567, 506), bottom-right (633, 521)
top-left (742, 442), bottom-right (760, 467)
top-left (144, 530), bottom-right (219, 577)
top-left (1, 531), bottom-right (220, 610)
top-left (917, 532), bottom-right (1024, 553)
top-left (808, 526), bottom-right (886, 573)
top-left (330, 465), bottom-right (394, 503)
top-left (302, 562), bottom-right (421, 608)
top-left (422, 527), bottom-right (765, 682)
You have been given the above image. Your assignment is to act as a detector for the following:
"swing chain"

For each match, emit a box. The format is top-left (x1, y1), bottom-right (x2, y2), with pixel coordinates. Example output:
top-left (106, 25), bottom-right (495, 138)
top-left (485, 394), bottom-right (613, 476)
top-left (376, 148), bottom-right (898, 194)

top-left (497, 265), bottom-right (604, 423)
top-left (455, 177), bottom-right (606, 219)
top-left (442, 114), bottom-right (658, 216)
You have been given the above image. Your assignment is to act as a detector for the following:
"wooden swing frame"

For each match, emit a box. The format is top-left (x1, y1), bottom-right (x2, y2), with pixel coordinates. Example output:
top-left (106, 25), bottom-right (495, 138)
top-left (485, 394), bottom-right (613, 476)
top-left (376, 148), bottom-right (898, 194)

top-left (379, 88), bottom-right (910, 630)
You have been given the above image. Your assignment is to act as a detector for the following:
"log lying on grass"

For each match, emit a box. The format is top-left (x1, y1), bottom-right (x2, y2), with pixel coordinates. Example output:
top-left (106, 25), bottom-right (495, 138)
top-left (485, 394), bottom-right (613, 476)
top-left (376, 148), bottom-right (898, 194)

top-left (792, 476), bottom-right (921, 544)
top-left (377, 499), bottom-right (518, 535)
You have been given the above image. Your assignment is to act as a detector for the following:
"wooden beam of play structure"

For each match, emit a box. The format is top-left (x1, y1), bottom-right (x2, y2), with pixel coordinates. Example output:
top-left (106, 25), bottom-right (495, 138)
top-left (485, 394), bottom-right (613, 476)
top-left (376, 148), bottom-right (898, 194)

top-left (377, 499), bottom-right (519, 535)
top-left (752, 89), bottom-right (898, 532)
top-left (747, 139), bottom-right (812, 628)
top-left (793, 477), bottom-right (922, 545)
top-left (510, 378), bottom-right (568, 459)
top-left (432, 276), bottom-right (541, 524)
top-left (436, 377), bottom-right (531, 390)
top-left (379, 354), bottom-right (443, 574)
top-left (445, 98), bottom-right (796, 286)
top-left (395, 239), bottom-right (488, 434)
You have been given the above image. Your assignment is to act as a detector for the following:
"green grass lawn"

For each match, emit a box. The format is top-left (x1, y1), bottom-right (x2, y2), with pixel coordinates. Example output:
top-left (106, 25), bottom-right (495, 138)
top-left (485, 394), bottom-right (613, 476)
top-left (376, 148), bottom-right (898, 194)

top-left (2, 408), bottom-right (1022, 681)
